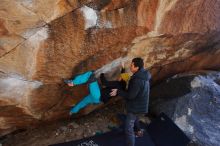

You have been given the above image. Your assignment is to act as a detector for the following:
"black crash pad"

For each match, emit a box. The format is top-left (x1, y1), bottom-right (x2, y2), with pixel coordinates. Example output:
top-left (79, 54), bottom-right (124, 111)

top-left (51, 128), bottom-right (155, 146)
top-left (50, 113), bottom-right (190, 146)
top-left (148, 113), bottom-right (190, 146)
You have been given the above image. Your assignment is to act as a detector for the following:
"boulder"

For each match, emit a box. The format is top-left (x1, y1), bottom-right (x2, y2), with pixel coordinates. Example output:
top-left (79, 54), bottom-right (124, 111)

top-left (150, 71), bottom-right (220, 146)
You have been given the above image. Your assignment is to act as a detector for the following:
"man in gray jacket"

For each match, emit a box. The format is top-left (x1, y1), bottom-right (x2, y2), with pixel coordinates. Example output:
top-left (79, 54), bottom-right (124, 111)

top-left (110, 57), bottom-right (151, 146)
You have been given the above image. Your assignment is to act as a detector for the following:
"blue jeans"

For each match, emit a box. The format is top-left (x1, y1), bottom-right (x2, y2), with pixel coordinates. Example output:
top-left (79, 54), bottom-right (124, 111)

top-left (125, 113), bottom-right (140, 146)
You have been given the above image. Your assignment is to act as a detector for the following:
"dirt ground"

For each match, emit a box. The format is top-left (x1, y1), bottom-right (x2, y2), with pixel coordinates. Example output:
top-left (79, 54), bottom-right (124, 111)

top-left (2, 101), bottom-right (150, 146)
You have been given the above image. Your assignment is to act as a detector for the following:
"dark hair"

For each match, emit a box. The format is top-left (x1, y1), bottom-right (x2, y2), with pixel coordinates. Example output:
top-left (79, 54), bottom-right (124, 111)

top-left (132, 57), bottom-right (144, 70)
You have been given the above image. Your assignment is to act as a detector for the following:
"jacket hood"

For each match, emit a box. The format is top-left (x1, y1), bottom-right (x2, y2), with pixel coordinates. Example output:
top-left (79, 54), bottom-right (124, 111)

top-left (133, 68), bottom-right (151, 81)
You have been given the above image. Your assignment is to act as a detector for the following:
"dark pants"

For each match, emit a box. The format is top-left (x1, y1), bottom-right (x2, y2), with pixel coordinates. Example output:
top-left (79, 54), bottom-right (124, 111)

top-left (100, 73), bottom-right (126, 103)
top-left (100, 73), bottom-right (126, 89)
top-left (125, 113), bottom-right (142, 146)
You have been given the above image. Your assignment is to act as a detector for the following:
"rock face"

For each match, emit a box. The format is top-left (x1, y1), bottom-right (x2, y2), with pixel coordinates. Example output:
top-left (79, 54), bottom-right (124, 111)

top-left (0, 0), bottom-right (220, 135)
top-left (128, 32), bottom-right (220, 84)
top-left (150, 72), bottom-right (220, 146)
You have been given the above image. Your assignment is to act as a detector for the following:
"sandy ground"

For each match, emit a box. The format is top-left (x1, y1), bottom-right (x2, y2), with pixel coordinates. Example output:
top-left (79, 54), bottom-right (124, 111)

top-left (2, 101), bottom-right (149, 146)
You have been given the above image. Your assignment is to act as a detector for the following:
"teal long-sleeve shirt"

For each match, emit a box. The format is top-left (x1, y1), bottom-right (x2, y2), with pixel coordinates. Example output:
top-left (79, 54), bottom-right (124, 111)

top-left (71, 71), bottom-right (93, 85)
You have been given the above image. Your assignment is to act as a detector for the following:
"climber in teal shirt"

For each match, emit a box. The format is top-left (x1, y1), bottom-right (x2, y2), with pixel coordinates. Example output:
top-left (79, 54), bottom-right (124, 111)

top-left (65, 71), bottom-right (101, 115)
